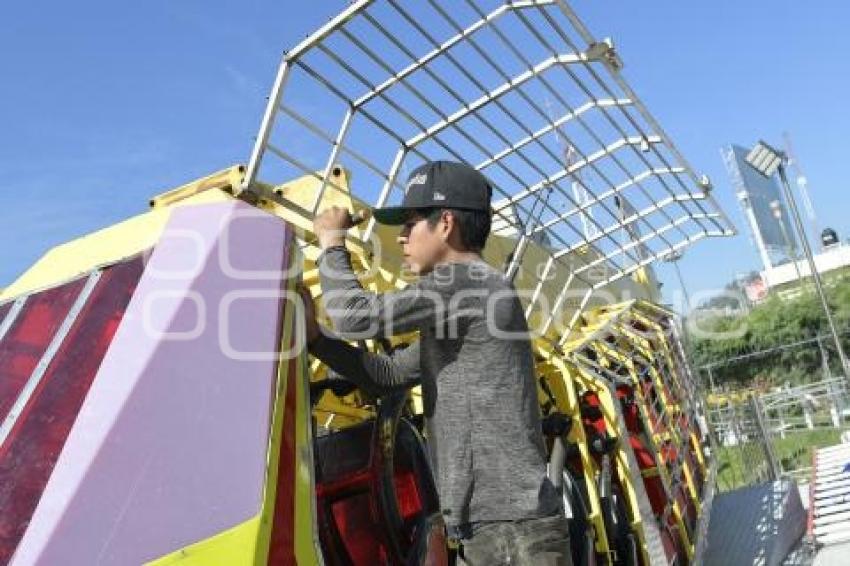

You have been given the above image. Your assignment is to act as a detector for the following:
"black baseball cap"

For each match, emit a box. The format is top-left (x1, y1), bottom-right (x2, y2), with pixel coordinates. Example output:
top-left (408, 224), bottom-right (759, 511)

top-left (373, 160), bottom-right (493, 225)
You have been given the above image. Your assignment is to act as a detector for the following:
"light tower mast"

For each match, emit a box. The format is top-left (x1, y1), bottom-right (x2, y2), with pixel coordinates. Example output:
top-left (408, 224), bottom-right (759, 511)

top-left (783, 132), bottom-right (820, 249)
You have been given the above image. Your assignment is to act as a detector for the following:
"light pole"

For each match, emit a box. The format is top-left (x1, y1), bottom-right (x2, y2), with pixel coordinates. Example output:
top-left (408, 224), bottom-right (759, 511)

top-left (663, 249), bottom-right (692, 313)
top-left (746, 140), bottom-right (850, 377)
top-left (769, 199), bottom-right (804, 289)
top-left (662, 249), bottom-right (694, 356)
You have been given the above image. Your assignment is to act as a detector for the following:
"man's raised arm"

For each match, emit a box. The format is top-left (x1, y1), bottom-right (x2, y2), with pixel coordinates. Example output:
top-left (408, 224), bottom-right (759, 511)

top-left (318, 246), bottom-right (440, 339)
top-left (308, 334), bottom-right (421, 396)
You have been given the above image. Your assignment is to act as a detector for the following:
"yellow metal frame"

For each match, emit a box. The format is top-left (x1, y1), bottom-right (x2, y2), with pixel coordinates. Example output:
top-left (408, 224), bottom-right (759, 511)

top-left (587, 342), bottom-right (695, 560)
top-left (613, 317), bottom-right (706, 499)
top-left (0, 166), bottom-right (247, 302)
top-left (570, 364), bottom-right (653, 565)
top-left (565, 301), bottom-right (711, 562)
top-left (2, 166), bottom-right (715, 565)
top-left (537, 354), bottom-right (614, 558)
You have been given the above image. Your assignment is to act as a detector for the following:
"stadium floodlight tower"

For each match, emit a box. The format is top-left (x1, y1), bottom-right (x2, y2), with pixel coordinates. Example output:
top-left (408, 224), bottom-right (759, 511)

top-left (661, 249), bottom-right (691, 313)
top-left (768, 199), bottom-right (803, 286)
top-left (746, 140), bottom-right (850, 378)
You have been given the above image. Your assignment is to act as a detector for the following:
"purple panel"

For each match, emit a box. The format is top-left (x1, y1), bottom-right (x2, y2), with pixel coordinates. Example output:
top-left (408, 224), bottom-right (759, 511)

top-left (1, 257), bottom-right (144, 564)
top-left (13, 202), bottom-right (293, 565)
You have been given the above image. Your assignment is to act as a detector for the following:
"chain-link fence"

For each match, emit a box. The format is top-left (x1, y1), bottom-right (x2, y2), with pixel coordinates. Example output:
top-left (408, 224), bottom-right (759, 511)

top-left (707, 376), bottom-right (850, 491)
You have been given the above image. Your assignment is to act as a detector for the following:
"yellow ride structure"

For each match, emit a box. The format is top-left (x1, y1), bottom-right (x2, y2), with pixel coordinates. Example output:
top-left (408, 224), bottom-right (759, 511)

top-left (0, 2), bottom-right (735, 565)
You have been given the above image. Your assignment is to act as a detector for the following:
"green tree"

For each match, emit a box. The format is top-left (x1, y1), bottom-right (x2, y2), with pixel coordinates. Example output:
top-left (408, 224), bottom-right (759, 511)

top-left (689, 275), bottom-right (850, 388)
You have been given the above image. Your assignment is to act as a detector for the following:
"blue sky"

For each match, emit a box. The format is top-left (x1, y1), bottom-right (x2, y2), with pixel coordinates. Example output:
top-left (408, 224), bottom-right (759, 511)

top-left (2, 1), bottom-right (849, 305)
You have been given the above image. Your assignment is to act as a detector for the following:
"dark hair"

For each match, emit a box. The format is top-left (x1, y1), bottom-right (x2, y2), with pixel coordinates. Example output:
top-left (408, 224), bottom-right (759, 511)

top-left (425, 207), bottom-right (491, 252)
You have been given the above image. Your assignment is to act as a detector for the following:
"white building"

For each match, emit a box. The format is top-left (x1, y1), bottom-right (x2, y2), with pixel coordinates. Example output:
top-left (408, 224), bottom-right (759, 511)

top-left (762, 241), bottom-right (850, 289)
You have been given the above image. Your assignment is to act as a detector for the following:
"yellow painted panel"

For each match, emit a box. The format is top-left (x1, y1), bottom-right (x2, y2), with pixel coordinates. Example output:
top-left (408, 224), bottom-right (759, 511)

top-left (0, 189), bottom-right (230, 301)
top-left (144, 516), bottom-right (261, 565)
top-left (290, 254), bottom-right (322, 565)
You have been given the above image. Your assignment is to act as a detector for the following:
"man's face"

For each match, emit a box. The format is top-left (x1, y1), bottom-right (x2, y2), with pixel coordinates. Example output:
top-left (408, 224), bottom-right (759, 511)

top-left (397, 211), bottom-right (447, 275)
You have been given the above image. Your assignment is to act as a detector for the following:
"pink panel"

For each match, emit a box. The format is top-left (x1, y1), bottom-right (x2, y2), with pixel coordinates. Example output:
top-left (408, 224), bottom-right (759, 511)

top-left (0, 257), bottom-right (144, 563)
top-left (12, 202), bottom-right (293, 565)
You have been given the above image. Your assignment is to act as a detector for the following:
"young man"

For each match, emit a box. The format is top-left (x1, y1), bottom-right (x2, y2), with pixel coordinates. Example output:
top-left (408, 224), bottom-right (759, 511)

top-left (302, 160), bottom-right (571, 565)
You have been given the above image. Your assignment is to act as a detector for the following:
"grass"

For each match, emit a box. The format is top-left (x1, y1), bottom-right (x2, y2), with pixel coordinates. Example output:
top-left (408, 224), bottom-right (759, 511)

top-left (715, 427), bottom-right (849, 491)
top-left (775, 428), bottom-right (846, 472)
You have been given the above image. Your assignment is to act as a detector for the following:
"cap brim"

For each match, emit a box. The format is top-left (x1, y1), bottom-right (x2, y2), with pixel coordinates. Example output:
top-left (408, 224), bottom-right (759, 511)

top-left (372, 206), bottom-right (411, 226)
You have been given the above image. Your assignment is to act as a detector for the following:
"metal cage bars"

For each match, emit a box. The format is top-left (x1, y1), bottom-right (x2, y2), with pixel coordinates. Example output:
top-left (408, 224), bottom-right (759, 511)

top-left (264, 81), bottom-right (628, 313)
top-left (361, 3), bottom-right (695, 256)
top-left (242, 0), bottom-right (734, 332)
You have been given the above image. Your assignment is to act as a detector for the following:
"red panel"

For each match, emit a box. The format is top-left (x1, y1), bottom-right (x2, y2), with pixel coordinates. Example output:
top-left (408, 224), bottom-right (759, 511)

top-left (617, 384), bottom-right (641, 434)
top-left (630, 436), bottom-right (667, 516)
top-left (267, 316), bottom-right (298, 566)
top-left (421, 522), bottom-right (448, 566)
top-left (683, 447), bottom-right (703, 491)
top-left (331, 493), bottom-right (387, 565)
top-left (0, 277), bottom-right (86, 425)
top-left (580, 391), bottom-right (608, 436)
top-left (395, 470), bottom-right (422, 522)
top-left (0, 257), bottom-right (144, 564)
top-left (660, 526), bottom-right (677, 564)
top-left (0, 302), bottom-right (11, 327)
top-left (317, 470), bottom-right (372, 499)
top-left (676, 486), bottom-right (697, 535)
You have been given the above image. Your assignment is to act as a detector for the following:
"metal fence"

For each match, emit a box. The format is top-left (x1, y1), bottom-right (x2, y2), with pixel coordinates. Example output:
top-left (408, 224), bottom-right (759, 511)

top-left (708, 377), bottom-right (850, 490)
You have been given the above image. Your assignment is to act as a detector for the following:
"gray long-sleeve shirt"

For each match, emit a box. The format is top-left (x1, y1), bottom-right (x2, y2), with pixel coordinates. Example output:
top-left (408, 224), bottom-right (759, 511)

top-left (310, 246), bottom-right (560, 529)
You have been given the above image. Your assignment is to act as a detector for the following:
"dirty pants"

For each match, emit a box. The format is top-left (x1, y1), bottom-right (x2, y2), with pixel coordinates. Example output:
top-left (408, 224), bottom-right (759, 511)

top-left (460, 515), bottom-right (573, 566)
